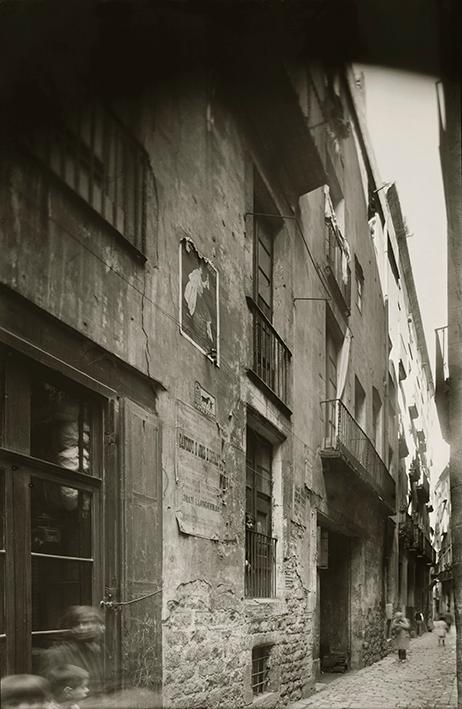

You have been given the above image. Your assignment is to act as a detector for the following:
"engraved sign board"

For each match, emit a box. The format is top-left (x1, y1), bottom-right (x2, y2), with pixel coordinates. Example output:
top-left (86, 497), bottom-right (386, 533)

top-left (175, 400), bottom-right (224, 540)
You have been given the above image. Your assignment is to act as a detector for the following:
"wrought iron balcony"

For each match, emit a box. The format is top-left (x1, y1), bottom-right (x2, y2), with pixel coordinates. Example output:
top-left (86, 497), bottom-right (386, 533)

top-left (320, 398), bottom-right (395, 513)
top-left (423, 536), bottom-right (435, 566)
top-left (325, 219), bottom-right (351, 316)
top-left (413, 524), bottom-right (424, 555)
top-left (437, 544), bottom-right (452, 580)
top-left (417, 474), bottom-right (430, 503)
top-left (398, 513), bottom-right (415, 548)
top-left (246, 297), bottom-right (291, 410)
top-left (245, 529), bottom-right (277, 598)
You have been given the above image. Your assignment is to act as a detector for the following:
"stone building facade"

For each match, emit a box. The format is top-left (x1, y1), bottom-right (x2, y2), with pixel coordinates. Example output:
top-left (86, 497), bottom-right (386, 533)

top-left (0, 6), bottom-right (439, 708)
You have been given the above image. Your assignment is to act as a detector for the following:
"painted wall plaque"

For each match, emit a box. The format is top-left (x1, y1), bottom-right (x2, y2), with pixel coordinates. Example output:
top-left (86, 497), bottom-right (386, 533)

top-left (175, 400), bottom-right (224, 540)
top-left (179, 238), bottom-right (219, 364)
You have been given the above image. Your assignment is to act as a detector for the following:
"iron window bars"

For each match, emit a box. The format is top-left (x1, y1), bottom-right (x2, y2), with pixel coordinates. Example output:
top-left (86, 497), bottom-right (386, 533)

top-left (247, 298), bottom-right (291, 406)
top-left (27, 103), bottom-right (149, 256)
top-left (251, 644), bottom-right (272, 695)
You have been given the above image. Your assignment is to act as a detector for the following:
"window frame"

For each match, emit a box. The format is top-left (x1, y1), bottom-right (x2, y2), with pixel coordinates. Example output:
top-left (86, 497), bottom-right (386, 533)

top-left (26, 101), bottom-right (149, 259)
top-left (245, 426), bottom-right (277, 599)
top-left (251, 644), bottom-right (273, 695)
top-left (0, 348), bottom-right (107, 676)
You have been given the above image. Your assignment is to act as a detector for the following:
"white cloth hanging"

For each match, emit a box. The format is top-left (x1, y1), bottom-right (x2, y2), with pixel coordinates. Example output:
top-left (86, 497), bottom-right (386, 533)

top-left (336, 329), bottom-right (352, 400)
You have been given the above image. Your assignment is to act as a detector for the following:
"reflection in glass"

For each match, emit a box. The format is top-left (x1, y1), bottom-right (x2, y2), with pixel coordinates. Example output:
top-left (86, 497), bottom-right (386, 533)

top-left (31, 479), bottom-right (92, 558)
top-left (0, 469), bottom-right (4, 638)
top-left (31, 557), bottom-right (92, 632)
top-left (0, 636), bottom-right (6, 678)
top-left (0, 468), bottom-right (4, 548)
top-left (30, 379), bottom-right (92, 473)
top-left (0, 556), bottom-right (5, 635)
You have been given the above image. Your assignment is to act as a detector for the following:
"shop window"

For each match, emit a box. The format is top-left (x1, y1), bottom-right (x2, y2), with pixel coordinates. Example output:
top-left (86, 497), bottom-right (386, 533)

top-left (245, 428), bottom-right (276, 598)
top-left (251, 644), bottom-right (272, 695)
top-left (0, 351), bottom-right (104, 675)
top-left (0, 468), bottom-right (5, 668)
top-left (31, 479), bottom-right (93, 632)
top-left (30, 378), bottom-right (95, 474)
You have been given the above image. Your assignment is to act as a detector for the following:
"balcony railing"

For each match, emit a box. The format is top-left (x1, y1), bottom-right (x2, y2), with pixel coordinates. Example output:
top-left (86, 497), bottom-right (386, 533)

top-left (438, 544), bottom-right (453, 576)
top-left (321, 398), bottom-right (395, 512)
top-left (245, 529), bottom-right (277, 598)
top-left (399, 513), bottom-right (415, 548)
top-left (417, 475), bottom-right (430, 503)
top-left (325, 219), bottom-right (351, 314)
top-left (413, 524), bottom-right (424, 554)
top-left (424, 536), bottom-right (435, 565)
top-left (247, 298), bottom-right (291, 408)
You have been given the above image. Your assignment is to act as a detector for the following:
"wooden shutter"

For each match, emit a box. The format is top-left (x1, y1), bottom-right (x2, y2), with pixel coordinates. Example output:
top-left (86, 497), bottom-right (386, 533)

top-left (317, 526), bottom-right (328, 569)
top-left (121, 399), bottom-right (162, 691)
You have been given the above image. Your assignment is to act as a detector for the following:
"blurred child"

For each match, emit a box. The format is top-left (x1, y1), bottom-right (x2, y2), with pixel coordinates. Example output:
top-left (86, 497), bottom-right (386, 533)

top-left (48, 665), bottom-right (89, 709)
top-left (434, 617), bottom-right (449, 646)
top-left (390, 610), bottom-right (411, 661)
top-left (43, 606), bottom-right (105, 696)
top-left (0, 673), bottom-right (53, 709)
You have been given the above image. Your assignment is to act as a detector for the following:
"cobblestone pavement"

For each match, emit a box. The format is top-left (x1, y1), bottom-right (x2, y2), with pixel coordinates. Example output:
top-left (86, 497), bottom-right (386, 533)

top-left (289, 630), bottom-right (457, 709)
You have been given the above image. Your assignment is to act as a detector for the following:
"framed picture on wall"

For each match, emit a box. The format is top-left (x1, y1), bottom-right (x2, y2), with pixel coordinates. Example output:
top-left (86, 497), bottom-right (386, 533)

top-left (179, 238), bottom-right (220, 365)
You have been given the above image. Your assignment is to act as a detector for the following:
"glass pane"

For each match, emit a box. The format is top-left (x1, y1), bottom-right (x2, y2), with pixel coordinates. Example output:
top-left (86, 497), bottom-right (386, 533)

top-left (31, 479), bottom-right (92, 558)
top-left (30, 379), bottom-right (92, 474)
top-left (0, 468), bottom-right (4, 549)
top-left (0, 469), bottom-right (4, 639)
top-left (0, 556), bottom-right (4, 636)
top-left (258, 240), bottom-right (272, 280)
top-left (31, 557), bottom-right (92, 632)
top-left (0, 636), bottom-right (6, 679)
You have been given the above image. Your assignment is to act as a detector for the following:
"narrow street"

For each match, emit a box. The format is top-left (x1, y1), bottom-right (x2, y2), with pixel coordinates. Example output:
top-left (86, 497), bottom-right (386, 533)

top-left (290, 631), bottom-right (457, 709)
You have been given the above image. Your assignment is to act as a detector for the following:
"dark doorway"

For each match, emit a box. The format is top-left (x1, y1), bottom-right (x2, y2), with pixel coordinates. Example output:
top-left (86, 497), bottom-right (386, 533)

top-left (319, 529), bottom-right (350, 673)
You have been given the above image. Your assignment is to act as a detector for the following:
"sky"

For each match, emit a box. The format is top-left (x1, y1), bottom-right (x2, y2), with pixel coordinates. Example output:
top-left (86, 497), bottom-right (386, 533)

top-left (358, 65), bottom-right (449, 472)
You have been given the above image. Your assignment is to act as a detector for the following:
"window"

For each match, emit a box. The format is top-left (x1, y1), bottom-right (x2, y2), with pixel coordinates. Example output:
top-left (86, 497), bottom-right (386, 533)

top-left (30, 378), bottom-right (96, 474)
top-left (28, 103), bottom-right (148, 255)
top-left (245, 428), bottom-right (276, 598)
top-left (325, 323), bottom-right (341, 444)
top-left (253, 169), bottom-right (282, 322)
top-left (255, 216), bottom-right (274, 321)
top-left (355, 258), bottom-right (364, 312)
top-left (354, 376), bottom-right (366, 429)
top-left (0, 349), bottom-right (103, 675)
top-left (249, 170), bottom-right (290, 406)
top-left (252, 645), bottom-right (272, 695)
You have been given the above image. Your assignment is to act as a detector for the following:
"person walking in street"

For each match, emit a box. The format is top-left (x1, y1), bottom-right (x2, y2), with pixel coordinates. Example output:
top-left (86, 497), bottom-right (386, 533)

top-left (390, 610), bottom-right (411, 662)
top-left (434, 616), bottom-right (449, 646)
top-left (415, 610), bottom-right (425, 636)
top-left (444, 606), bottom-right (454, 632)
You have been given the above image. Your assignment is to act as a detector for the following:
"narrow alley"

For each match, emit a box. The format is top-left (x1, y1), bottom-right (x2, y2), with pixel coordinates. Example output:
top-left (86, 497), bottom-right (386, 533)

top-left (289, 631), bottom-right (456, 709)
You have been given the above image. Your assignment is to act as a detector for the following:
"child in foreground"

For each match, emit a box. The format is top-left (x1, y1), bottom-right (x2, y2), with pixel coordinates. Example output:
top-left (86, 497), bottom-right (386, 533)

top-left (0, 673), bottom-right (53, 709)
top-left (48, 665), bottom-right (90, 709)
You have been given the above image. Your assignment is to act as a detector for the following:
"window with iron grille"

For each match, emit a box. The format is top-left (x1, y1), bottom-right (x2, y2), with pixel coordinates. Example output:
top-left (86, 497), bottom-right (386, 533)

top-left (249, 170), bottom-right (291, 407)
top-left (251, 645), bottom-right (272, 695)
top-left (28, 103), bottom-right (149, 256)
top-left (245, 428), bottom-right (276, 598)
